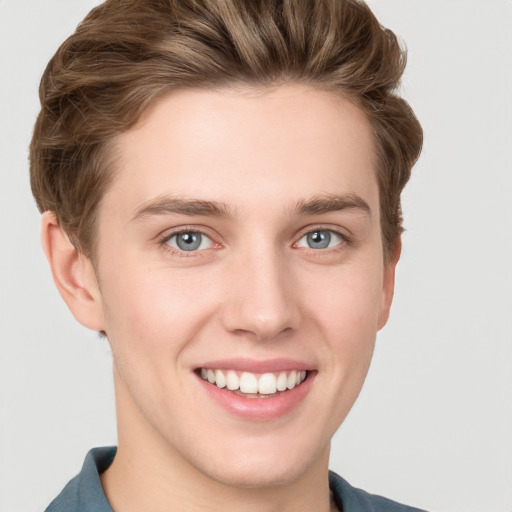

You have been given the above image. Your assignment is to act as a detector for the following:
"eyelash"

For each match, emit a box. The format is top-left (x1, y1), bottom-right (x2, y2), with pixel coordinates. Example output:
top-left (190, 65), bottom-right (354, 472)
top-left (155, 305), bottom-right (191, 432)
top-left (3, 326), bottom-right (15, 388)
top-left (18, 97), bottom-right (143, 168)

top-left (158, 228), bottom-right (216, 257)
top-left (294, 226), bottom-right (349, 251)
top-left (157, 226), bottom-right (350, 257)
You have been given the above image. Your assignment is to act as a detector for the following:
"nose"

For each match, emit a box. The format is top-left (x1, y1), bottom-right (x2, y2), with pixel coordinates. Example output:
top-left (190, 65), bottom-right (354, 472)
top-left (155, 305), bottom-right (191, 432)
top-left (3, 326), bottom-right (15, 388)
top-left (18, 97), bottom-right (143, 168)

top-left (221, 245), bottom-right (300, 341)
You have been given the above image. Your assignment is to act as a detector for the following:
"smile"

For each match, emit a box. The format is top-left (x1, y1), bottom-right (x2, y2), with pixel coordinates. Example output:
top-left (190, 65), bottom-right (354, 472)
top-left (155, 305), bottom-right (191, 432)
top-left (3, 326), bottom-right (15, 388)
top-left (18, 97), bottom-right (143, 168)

top-left (194, 359), bottom-right (316, 420)
top-left (199, 368), bottom-right (308, 396)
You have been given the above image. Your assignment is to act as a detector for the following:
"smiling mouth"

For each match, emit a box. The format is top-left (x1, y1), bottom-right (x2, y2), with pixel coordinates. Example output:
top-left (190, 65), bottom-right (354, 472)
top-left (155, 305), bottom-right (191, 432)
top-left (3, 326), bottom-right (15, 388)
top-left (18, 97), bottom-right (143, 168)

top-left (197, 368), bottom-right (309, 398)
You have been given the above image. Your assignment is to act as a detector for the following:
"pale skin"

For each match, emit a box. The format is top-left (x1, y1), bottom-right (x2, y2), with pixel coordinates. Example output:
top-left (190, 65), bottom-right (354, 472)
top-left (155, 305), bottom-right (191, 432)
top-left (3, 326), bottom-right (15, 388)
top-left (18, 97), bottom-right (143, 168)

top-left (41, 85), bottom-right (399, 512)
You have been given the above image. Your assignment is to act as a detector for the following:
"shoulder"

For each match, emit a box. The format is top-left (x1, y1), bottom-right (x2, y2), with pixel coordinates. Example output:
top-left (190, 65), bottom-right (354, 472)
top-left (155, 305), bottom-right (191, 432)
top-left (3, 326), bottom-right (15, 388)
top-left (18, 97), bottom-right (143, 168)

top-left (45, 473), bottom-right (82, 512)
top-left (45, 447), bottom-right (116, 512)
top-left (329, 471), bottom-right (428, 512)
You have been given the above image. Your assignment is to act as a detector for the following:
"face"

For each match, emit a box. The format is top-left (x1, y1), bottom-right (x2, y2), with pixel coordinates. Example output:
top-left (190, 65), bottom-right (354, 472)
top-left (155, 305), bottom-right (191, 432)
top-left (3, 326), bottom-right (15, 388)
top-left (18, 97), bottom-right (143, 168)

top-left (90, 85), bottom-right (397, 488)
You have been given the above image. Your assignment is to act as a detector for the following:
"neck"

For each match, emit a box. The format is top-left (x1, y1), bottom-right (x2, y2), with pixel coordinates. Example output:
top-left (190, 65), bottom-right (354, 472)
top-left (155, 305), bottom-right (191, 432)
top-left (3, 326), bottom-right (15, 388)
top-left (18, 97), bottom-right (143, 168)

top-left (101, 375), bottom-right (334, 512)
top-left (102, 452), bottom-right (333, 512)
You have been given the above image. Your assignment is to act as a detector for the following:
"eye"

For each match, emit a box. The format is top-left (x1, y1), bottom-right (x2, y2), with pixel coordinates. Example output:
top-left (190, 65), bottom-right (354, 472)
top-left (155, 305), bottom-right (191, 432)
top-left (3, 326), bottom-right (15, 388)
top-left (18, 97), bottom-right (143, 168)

top-left (296, 229), bottom-right (344, 250)
top-left (165, 231), bottom-right (214, 252)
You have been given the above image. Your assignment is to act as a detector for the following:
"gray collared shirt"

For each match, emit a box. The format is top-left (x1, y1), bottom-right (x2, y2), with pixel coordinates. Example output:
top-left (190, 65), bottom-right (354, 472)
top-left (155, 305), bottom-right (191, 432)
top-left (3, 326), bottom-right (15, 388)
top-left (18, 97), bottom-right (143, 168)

top-left (44, 446), bottom-right (426, 512)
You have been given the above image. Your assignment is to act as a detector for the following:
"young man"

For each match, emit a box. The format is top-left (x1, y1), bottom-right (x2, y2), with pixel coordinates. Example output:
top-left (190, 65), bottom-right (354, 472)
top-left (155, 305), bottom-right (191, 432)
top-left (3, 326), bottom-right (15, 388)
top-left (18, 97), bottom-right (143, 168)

top-left (30, 0), bottom-right (423, 510)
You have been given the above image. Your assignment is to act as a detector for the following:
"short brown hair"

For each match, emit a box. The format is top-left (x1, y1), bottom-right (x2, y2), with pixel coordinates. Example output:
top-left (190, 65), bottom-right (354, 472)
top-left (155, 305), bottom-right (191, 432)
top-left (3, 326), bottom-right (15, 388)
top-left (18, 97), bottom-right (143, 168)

top-left (30, 0), bottom-right (422, 260)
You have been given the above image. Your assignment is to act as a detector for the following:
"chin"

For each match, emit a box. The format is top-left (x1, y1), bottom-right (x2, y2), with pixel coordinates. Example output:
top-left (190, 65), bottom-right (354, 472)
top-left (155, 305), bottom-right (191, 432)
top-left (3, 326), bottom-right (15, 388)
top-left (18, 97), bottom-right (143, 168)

top-left (203, 459), bottom-right (308, 489)
top-left (185, 434), bottom-right (330, 490)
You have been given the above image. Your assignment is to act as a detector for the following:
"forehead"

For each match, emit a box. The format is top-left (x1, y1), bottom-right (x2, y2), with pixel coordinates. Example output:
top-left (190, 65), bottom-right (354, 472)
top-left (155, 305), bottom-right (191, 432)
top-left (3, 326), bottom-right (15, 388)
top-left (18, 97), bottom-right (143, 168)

top-left (104, 85), bottom-right (378, 219)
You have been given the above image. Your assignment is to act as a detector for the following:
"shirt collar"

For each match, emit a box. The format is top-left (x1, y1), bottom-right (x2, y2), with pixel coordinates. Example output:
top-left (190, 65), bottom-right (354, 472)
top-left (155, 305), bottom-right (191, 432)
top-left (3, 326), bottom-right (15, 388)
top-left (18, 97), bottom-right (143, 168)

top-left (53, 446), bottom-right (416, 512)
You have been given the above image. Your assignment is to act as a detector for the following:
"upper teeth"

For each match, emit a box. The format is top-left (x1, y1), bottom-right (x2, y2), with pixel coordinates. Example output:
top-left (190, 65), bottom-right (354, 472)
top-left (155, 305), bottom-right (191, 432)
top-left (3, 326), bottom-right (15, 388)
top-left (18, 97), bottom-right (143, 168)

top-left (200, 369), bottom-right (307, 394)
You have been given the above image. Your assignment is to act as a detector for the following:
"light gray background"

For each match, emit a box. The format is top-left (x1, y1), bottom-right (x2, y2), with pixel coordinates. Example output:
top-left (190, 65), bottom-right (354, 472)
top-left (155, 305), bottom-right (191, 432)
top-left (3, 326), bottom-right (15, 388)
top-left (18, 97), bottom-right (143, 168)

top-left (1, 1), bottom-right (511, 511)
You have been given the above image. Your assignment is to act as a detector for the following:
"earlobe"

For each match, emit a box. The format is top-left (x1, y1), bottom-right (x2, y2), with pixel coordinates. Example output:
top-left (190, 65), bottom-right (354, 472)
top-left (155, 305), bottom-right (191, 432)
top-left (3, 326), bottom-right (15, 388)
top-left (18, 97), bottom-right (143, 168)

top-left (377, 237), bottom-right (401, 331)
top-left (41, 211), bottom-right (105, 331)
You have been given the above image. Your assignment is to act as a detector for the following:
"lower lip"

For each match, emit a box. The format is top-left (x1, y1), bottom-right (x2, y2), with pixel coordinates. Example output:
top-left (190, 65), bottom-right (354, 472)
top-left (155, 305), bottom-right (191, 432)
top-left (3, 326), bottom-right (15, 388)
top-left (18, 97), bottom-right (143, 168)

top-left (196, 372), bottom-right (316, 421)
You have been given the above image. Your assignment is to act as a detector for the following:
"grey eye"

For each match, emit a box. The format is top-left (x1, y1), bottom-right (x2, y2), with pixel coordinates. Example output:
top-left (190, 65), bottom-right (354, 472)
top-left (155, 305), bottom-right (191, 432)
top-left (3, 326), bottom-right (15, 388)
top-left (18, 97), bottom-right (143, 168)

top-left (307, 230), bottom-right (331, 249)
top-left (167, 232), bottom-right (213, 252)
top-left (297, 230), bottom-right (343, 250)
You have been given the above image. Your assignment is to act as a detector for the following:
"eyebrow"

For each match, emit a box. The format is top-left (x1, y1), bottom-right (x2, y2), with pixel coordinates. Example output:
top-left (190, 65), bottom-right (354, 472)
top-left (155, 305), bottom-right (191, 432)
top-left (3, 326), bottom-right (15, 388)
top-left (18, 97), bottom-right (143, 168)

top-left (293, 193), bottom-right (371, 217)
top-left (130, 196), bottom-right (235, 222)
top-left (130, 192), bottom-right (371, 223)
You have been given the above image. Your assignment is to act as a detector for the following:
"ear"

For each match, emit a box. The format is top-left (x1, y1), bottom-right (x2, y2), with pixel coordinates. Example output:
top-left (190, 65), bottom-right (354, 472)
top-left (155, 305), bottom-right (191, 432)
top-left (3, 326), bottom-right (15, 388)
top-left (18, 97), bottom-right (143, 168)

top-left (377, 237), bottom-right (401, 331)
top-left (41, 211), bottom-right (105, 331)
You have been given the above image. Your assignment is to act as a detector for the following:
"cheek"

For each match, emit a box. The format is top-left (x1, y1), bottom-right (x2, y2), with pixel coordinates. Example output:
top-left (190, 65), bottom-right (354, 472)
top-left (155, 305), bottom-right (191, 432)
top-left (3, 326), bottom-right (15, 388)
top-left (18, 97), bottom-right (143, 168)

top-left (305, 261), bottom-right (384, 365)
top-left (100, 266), bottom-right (220, 358)
top-left (310, 262), bottom-right (383, 329)
top-left (98, 268), bottom-right (223, 422)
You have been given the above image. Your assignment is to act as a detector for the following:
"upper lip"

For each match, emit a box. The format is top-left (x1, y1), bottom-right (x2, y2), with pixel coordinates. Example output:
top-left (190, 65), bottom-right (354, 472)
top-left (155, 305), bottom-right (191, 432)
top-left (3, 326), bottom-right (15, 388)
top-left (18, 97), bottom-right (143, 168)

top-left (195, 358), bottom-right (314, 373)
